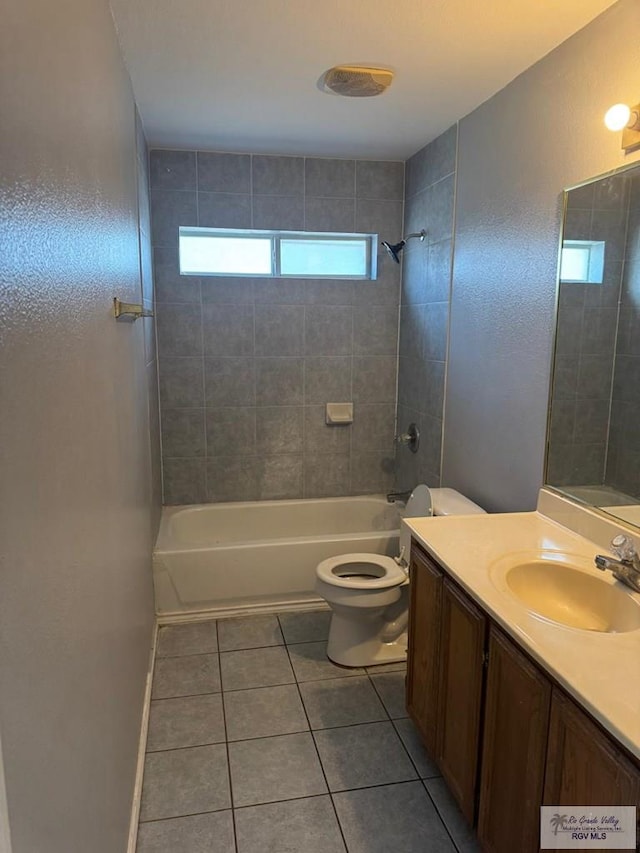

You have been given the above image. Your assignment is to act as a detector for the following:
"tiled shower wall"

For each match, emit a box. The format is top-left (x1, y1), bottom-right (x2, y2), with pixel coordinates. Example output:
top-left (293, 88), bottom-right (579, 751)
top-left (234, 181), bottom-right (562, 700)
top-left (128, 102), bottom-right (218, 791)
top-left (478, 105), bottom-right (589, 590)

top-left (547, 172), bottom-right (628, 487)
top-left (395, 126), bottom-right (457, 491)
top-left (150, 150), bottom-right (404, 504)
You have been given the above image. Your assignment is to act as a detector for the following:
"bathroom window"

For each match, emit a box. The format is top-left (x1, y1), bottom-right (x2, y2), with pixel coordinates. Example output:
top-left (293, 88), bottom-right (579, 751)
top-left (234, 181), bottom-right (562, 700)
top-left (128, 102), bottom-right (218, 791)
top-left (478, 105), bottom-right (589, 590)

top-left (179, 227), bottom-right (378, 279)
top-left (559, 239), bottom-right (605, 284)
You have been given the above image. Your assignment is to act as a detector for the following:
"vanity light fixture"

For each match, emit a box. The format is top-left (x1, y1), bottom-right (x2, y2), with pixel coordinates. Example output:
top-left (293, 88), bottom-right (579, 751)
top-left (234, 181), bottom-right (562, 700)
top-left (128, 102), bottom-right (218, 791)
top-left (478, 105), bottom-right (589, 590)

top-left (604, 102), bottom-right (640, 153)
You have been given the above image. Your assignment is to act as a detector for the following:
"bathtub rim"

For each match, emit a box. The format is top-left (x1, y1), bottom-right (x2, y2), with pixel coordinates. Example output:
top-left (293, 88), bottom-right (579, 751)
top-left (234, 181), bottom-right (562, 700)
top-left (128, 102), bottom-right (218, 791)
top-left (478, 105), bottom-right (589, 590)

top-left (156, 493), bottom-right (400, 553)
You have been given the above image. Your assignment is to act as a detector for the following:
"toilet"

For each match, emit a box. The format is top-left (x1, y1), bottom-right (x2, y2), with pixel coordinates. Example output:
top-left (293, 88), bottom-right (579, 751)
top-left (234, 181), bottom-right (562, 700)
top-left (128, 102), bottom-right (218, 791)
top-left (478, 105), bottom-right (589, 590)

top-left (315, 484), bottom-right (485, 667)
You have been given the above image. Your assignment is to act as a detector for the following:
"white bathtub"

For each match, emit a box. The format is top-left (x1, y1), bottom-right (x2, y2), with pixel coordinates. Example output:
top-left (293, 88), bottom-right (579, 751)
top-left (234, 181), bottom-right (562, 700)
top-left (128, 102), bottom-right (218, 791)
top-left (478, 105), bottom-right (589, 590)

top-left (153, 495), bottom-right (400, 618)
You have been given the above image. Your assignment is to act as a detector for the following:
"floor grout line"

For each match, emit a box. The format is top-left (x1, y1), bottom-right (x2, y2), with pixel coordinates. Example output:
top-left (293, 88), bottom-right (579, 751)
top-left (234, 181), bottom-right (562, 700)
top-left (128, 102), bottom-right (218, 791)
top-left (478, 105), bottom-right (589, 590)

top-left (281, 634), bottom-right (351, 853)
top-left (216, 622), bottom-right (240, 853)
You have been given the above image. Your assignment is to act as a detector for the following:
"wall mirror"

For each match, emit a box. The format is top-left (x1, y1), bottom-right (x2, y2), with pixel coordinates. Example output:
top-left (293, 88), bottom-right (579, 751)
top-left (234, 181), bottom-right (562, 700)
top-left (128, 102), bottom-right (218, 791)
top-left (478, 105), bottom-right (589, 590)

top-left (546, 160), bottom-right (640, 529)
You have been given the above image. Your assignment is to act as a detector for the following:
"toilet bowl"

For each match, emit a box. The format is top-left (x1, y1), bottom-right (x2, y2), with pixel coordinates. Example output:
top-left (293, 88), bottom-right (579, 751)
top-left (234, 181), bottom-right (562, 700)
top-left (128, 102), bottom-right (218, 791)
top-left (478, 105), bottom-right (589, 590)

top-left (315, 485), bottom-right (485, 667)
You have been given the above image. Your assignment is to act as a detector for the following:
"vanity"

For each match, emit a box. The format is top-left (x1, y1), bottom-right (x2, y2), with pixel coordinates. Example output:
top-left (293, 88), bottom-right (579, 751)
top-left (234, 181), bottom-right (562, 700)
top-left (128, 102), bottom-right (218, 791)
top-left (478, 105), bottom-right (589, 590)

top-left (404, 489), bottom-right (640, 853)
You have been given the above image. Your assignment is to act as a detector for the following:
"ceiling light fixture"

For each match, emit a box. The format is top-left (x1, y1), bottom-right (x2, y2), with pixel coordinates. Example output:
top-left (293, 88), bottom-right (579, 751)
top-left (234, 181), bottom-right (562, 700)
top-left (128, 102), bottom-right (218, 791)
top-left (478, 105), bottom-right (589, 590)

top-left (604, 102), bottom-right (640, 153)
top-left (321, 65), bottom-right (394, 98)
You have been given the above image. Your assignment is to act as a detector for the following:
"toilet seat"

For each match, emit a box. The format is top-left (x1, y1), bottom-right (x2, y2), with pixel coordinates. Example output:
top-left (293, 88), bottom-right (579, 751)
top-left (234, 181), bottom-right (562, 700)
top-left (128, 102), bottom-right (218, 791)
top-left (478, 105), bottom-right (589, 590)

top-left (317, 553), bottom-right (406, 589)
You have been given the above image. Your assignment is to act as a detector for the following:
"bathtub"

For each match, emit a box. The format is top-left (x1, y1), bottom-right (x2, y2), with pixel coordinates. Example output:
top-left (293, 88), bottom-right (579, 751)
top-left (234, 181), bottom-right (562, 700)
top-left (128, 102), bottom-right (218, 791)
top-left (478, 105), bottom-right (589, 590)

top-left (153, 495), bottom-right (400, 618)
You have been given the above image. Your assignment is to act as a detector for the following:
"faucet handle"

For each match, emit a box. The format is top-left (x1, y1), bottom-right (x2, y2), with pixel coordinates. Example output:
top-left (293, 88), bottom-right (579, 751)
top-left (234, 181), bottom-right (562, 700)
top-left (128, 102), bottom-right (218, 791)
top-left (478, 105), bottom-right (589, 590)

top-left (611, 534), bottom-right (637, 562)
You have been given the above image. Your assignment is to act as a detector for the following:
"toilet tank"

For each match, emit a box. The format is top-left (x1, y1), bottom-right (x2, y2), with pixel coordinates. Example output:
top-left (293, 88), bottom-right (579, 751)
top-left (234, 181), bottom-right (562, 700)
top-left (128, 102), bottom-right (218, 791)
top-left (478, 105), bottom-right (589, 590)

top-left (430, 488), bottom-right (486, 516)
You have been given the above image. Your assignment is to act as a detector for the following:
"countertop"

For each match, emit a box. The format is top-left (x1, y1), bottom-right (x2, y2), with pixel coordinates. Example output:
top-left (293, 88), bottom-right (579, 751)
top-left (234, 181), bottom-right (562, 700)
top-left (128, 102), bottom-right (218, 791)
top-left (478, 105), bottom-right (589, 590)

top-left (405, 510), bottom-right (640, 760)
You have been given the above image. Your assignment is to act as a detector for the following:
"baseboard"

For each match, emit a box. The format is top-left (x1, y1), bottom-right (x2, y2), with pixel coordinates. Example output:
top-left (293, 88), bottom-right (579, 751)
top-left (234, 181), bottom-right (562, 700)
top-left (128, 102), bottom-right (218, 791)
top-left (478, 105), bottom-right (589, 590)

top-left (157, 597), bottom-right (328, 625)
top-left (127, 622), bottom-right (158, 853)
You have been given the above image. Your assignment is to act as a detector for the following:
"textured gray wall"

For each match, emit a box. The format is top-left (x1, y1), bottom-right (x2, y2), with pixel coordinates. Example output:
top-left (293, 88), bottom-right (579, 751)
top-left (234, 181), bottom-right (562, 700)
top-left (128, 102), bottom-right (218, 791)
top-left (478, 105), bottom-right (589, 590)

top-left (0, 0), bottom-right (157, 850)
top-left (442, 0), bottom-right (640, 512)
top-left (151, 150), bottom-right (403, 503)
top-left (396, 126), bottom-right (457, 490)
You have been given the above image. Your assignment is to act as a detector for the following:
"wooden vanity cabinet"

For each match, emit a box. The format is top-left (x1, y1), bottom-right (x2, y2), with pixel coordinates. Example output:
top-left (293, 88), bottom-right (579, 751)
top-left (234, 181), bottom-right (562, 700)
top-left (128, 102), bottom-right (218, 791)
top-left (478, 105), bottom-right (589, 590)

top-left (544, 687), bottom-right (640, 811)
top-left (436, 579), bottom-right (487, 825)
top-left (407, 539), bottom-right (640, 853)
top-left (478, 627), bottom-right (551, 853)
top-left (406, 545), bottom-right (443, 756)
top-left (406, 545), bottom-right (487, 824)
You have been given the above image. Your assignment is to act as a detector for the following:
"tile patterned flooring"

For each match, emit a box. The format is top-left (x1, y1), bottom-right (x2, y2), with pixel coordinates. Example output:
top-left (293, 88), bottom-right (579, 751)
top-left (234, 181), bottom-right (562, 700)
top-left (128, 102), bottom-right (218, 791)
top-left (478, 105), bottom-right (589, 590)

top-left (137, 610), bottom-right (480, 852)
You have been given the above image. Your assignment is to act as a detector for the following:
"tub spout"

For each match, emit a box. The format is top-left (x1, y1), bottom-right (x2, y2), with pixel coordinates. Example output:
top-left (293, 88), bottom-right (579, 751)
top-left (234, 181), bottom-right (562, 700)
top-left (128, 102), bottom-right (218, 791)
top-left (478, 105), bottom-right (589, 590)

top-left (387, 489), bottom-right (412, 504)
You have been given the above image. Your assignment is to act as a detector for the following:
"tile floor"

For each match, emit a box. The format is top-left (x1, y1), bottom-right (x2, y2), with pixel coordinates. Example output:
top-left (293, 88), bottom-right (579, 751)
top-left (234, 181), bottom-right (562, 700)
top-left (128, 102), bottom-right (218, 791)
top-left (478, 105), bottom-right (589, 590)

top-left (137, 610), bottom-right (480, 852)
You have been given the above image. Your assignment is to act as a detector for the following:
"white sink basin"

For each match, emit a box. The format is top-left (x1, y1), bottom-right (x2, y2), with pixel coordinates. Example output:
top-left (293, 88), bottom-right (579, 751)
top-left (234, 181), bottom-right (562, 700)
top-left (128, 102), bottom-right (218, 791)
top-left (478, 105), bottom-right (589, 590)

top-left (491, 552), bottom-right (640, 633)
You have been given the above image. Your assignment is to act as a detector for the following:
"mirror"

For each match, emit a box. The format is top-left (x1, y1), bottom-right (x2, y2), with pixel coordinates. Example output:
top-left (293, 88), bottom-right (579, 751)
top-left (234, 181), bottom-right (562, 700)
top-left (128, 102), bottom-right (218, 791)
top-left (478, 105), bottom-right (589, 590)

top-left (546, 161), bottom-right (640, 529)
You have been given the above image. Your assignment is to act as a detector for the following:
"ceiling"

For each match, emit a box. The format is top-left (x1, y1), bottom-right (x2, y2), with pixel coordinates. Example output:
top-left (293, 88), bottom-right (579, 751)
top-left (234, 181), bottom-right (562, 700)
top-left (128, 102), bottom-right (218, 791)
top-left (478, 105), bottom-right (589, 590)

top-left (109, 0), bottom-right (618, 160)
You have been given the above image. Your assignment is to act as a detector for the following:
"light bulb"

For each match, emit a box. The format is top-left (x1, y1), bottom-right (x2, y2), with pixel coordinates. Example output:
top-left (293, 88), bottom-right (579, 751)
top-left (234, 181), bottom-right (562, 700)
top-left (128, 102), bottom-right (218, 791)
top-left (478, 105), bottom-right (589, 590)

top-left (604, 103), bottom-right (631, 131)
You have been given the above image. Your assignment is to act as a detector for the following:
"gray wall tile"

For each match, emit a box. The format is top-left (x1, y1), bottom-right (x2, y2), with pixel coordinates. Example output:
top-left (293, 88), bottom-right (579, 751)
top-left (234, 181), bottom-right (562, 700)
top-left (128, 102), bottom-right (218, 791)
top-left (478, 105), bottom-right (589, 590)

top-left (305, 306), bottom-right (353, 356)
top-left (154, 248), bottom-right (201, 303)
top-left (197, 152), bottom-right (250, 193)
top-left (256, 407), bottom-right (304, 454)
top-left (395, 126), bottom-right (457, 488)
top-left (305, 280), bottom-right (354, 306)
top-left (305, 158), bottom-right (355, 198)
top-left (352, 357), bottom-right (397, 403)
top-left (352, 404), bottom-right (396, 452)
top-left (206, 408), bottom-right (256, 457)
top-left (253, 279), bottom-right (306, 304)
top-left (157, 303), bottom-right (203, 357)
top-left (161, 409), bottom-right (206, 458)
top-left (205, 357), bottom-right (256, 407)
top-left (405, 125), bottom-right (457, 196)
top-left (201, 277), bottom-right (254, 304)
top-left (256, 455), bottom-right (304, 500)
top-left (163, 458), bottom-right (206, 504)
top-left (256, 358), bottom-right (304, 406)
top-left (255, 305), bottom-right (304, 356)
top-left (253, 156), bottom-right (304, 196)
top-left (350, 452), bottom-right (395, 494)
top-left (153, 147), bottom-right (402, 503)
top-left (159, 358), bottom-right (204, 408)
top-left (354, 305), bottom-right (399, 356)
top-left (355, 199), bottom-right (403, 244)
top-left (151, 190), bottom-right (197, 247)
top-left (423, 303), bottom-right (449, 361)
top-left (253, 195), bottom-right (304, 231)
top-left (356, 161), bottom-right (404, 200)
top-left (304, 357), bottom-right (352, 404)
top-left (304, 406), bottom-right (351, 454)
top-left (304, 455), bottom-right (351, 498)
top-left (304, 197), bottom-right (355, 232)
top-left (150, 150), bottom-right (196, 191)
top-left (198, 192), bottom-right (251, 229)
top-left (202, 303), bottom-right (254, 356)
top-left (427, 240), bottom-right (453, 302)
top-left (206, 457), bottom-right (258, 502)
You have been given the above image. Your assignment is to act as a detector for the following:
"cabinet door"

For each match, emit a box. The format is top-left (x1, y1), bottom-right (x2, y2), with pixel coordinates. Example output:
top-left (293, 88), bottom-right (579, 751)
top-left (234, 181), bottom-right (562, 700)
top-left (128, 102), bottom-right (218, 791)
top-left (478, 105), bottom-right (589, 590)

top-left (406, 545), bottom-right (443, 758)
top-left (477, 627), bottom-right (551, 853)
top-left (436, 578), bottom-right (487, 825)
top-left (543, 689), bottom-right (640, 853)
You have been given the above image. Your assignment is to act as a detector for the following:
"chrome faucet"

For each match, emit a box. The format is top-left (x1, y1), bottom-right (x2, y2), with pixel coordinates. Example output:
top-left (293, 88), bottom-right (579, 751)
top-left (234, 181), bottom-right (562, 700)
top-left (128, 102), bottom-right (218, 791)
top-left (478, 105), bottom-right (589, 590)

top-left (594, 534), bottom-right (640, 594)
top-left (387, 489), bottom-right (412, 504)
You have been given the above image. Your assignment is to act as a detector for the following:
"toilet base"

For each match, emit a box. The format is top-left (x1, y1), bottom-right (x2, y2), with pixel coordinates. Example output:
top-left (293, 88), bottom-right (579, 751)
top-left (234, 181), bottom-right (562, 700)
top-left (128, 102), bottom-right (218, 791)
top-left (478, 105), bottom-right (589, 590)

top-left (325, 609), bottom-right (408, 668)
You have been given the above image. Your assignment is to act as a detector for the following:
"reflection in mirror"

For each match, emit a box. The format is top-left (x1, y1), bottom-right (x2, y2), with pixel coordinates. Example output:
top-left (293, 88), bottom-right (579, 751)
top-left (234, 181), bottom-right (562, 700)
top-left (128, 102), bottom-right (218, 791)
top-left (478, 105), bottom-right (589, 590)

top-left (547, 163), bottom-right (640, 529)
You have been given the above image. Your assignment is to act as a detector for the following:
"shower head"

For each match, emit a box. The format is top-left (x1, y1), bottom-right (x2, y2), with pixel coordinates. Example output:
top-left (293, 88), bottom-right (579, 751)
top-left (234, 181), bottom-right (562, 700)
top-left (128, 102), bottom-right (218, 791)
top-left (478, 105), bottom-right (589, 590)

top-left (381, 230), bottom-right (426, 264)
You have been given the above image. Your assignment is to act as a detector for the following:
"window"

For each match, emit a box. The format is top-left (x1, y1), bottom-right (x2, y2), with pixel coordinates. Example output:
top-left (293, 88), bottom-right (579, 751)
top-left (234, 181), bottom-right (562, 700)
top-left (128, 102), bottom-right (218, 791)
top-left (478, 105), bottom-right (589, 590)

top-left (559, 239), bottom-right (605, 284)
top-left (179, 227), bottom-right (377, 279)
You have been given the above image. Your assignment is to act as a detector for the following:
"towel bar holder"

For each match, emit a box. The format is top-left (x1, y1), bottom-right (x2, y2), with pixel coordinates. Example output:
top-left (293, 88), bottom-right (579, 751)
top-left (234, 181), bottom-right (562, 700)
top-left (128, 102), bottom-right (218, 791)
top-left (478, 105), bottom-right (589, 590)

top-left (113, 298), bottom-right (154, 321)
